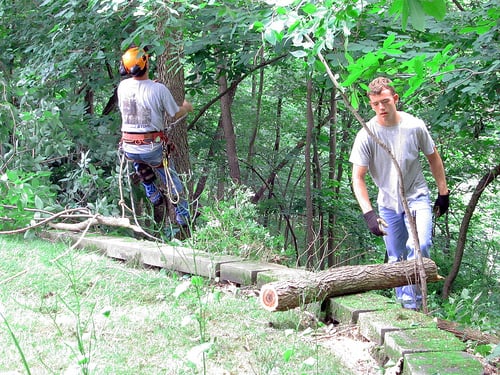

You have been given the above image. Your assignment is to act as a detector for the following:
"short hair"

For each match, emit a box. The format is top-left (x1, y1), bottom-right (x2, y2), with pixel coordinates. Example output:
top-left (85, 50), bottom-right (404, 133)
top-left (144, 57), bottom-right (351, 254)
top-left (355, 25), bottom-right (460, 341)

top-left (367, 77), bottom-right (396, 96)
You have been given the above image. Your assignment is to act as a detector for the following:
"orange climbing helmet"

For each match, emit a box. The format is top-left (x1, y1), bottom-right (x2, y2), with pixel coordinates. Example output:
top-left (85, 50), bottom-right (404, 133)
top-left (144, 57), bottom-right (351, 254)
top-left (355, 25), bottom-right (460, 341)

top-left (120, 47), bottom-right (148, 77)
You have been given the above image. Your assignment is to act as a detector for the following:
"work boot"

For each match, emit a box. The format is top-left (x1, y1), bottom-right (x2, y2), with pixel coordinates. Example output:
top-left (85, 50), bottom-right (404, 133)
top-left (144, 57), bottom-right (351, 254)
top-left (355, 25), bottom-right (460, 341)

top-left (153, 200), bottom-right (166, 224)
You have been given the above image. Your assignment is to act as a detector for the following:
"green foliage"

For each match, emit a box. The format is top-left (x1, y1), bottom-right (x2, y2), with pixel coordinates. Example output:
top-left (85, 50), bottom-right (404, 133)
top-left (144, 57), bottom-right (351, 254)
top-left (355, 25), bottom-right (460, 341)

top-left (430, 286), bottom-right (499, 336)
top-left (389, 0), bottom-right (447, 31)
top-left (0, 170), bottom-right (56, 231)
top-left (191, 186), bottom-right (285, 261)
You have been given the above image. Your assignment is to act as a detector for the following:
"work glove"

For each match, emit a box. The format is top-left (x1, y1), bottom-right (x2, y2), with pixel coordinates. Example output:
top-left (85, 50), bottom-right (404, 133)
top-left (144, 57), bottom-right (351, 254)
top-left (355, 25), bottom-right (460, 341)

top-left (363, 210), bottom-right (388, 236)
top-left (433, 191), bottom-right (450, 218)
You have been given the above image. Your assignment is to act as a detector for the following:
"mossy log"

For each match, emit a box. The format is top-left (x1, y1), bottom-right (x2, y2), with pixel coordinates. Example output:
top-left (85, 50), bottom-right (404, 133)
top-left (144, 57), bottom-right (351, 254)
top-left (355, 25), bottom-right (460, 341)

top-left (259, 258), bottom-right (442, 312)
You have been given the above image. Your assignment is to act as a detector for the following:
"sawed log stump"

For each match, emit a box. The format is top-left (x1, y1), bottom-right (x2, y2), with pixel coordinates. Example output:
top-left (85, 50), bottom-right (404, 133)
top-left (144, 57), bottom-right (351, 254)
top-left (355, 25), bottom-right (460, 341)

top-left (259, 258), bottom-right (442, 312)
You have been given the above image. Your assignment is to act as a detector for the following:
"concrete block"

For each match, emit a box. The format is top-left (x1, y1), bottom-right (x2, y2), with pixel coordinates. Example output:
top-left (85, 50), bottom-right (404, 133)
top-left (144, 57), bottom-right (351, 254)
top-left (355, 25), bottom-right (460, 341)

top-left (220, 261), bottom-right (285, 285)
top-left (403, 351), bottom-right (483, 375)
top-left (327, 292), bottom-right (400, 324)
top-left (144, 244), bottom-right (195, 273)
top-left (384, 327), bottom-right (466, 362)
top-left (358, 309), bottom-right (436, 345)
top-left (190, 254), bottom-right (241, 279)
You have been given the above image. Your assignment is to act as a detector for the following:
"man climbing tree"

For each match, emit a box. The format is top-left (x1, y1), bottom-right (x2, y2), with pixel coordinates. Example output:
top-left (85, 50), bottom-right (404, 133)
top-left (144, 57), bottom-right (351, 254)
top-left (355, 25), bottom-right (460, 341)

top-left (349, 77), bottom-right (450, 310)
top-left (117, 45), bottom-right (194, 237)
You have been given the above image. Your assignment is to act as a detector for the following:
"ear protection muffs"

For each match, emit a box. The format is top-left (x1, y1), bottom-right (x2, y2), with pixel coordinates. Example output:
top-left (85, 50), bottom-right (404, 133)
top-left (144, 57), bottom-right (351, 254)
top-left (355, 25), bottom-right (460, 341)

top-left (120, 47), bottom-right (148, 77)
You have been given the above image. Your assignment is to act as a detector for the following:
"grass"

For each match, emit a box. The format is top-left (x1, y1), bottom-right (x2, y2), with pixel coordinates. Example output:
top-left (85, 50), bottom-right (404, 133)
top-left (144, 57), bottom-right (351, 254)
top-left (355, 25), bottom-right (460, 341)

top-left (0, 235), bottom-right (351, 375)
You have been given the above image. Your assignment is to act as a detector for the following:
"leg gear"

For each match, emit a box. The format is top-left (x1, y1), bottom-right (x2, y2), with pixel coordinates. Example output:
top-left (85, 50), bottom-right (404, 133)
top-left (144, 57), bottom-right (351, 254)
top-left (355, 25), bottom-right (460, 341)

top-left (134, 163), bottom-right (163, 206)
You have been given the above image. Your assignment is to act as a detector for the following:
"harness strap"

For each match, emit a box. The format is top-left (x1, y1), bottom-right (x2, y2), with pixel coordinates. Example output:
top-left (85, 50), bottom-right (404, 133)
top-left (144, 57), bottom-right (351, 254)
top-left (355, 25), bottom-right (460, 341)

top-left (121, 131), bottom-right (166, 145)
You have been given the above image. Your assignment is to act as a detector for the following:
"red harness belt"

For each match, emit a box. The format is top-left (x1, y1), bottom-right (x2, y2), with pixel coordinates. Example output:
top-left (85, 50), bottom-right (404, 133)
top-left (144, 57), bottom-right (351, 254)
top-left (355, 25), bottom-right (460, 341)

top-left (121, 131), bottom-right (166, 145)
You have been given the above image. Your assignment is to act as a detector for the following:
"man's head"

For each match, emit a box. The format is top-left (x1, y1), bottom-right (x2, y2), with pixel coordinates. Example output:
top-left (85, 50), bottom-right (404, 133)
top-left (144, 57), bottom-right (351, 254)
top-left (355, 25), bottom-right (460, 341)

top-left (120, 47), bottom-right (148, 77)
top-left (367, 77), bottom-right (396, 97)
top-left (367, 77), bottom-right (400, 126)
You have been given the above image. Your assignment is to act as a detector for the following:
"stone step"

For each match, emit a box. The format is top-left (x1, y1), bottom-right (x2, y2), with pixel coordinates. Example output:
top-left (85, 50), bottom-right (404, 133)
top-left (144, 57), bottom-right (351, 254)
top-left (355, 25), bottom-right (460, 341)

top-left (328, 292), bottom-right (484, 375)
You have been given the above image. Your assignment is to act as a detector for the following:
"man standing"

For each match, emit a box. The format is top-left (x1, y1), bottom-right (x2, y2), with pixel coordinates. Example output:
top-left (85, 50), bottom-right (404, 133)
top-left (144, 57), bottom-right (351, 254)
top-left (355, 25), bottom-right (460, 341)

top-left (349, 77), bottom-right (449, 310)
top-left (118, 46), bottom-right (193, 232)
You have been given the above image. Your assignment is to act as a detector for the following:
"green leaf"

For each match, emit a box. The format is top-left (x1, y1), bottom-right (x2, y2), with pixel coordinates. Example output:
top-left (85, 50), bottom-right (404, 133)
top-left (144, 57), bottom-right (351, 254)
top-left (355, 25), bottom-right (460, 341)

top-left (460, 20), bottom-right (496, 35)
top-left (301, 3), bottom-right (317, 15)
top-left (350, 92), bottom-right (359, 110)
top-left (283, 348), bottom-right (294, 362)
top-left (252, 21), bottom-right (264, 32)
top-left (407, 0), bottom-right (425, 31)
top-left (421, 0), bottom-right (447, 20)
top-left (35, 196), bottom-right (44, 210)
top-left (383, 33), bottom-right (396, 49)
top-left (290, 50), bottom-right (307, 58)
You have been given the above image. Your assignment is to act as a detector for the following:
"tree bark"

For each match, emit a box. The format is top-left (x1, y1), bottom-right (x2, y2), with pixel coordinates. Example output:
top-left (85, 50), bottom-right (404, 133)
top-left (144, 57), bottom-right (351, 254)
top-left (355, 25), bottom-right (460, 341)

top-left (327, 88), bottom-right (338, 268)
top-left (259, 258), bottom-right (442, 312)
top-left (246, 47), bottom-right (264, 167)
top-left (218, 72), bottom-right (241, 184)
top-left (157, 37), bottom-right (191, 178)
top-left (305, 78), bottom-right (315, 268)
top-left (442, 163), bottom-right (500, 299)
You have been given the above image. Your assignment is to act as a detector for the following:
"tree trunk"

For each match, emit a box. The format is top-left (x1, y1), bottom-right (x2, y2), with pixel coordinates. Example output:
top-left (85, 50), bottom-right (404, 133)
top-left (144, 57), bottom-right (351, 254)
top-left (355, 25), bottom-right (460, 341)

top-left (260, 258), bottom-right (441, 312)
top-left (305, 78), bottom-right (315, 268)
top-left (314, 89), bottom-right (325, 269)
top-left (218, 72), bottom-right (241, 184)
top-left (442, 163), bottom-right (500, 299)
top-left (246, 47), bottom-right (264, 168)
top-left (156, 29), bottom-right (191, 179)
top-left (327, 88), bottom-right (338, 268)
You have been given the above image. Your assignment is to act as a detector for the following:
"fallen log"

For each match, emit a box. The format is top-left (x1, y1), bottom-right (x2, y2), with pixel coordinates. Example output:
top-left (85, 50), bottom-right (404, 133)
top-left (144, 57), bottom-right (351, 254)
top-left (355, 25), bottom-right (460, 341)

top-left (259, 258), bottom-right (442, 312)
top-left (436, 318), bottom-right (499, 345)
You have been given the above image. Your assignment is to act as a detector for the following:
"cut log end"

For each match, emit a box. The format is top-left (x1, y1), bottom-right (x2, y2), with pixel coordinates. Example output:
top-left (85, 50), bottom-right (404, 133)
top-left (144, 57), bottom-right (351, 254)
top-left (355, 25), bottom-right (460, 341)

top-left (260, 285), bottom-right (278, 312)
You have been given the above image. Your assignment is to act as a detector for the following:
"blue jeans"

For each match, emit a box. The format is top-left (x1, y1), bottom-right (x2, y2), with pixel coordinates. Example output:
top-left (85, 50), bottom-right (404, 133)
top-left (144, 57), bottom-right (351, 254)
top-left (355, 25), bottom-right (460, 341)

top-left (379, 194), bottom-right (432, 309)
top-left (124, 147), bottom-right (190, 226)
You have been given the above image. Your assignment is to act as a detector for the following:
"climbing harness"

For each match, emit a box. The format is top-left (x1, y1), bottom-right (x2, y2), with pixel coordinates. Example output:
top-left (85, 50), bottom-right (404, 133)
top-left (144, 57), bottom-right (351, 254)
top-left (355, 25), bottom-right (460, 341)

top-left (117, 114), bottom-right (192, 239)
top-left (121, 131), bottom-right (165, 145)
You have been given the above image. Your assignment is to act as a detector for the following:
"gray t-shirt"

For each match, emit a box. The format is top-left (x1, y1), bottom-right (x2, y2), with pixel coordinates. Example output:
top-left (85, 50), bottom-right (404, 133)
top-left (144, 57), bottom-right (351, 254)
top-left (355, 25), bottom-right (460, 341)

top-left (118, 78), bottom-right (179, 153)
top-left (349, 111), bottom-right (435, 213)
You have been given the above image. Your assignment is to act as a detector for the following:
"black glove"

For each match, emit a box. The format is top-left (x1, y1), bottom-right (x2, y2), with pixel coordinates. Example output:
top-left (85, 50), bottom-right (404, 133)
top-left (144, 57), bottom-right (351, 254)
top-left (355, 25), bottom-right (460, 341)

top-left (433, 191), bottom-right (450, 218)
top-left (363, 210), bottom-right (388, 236)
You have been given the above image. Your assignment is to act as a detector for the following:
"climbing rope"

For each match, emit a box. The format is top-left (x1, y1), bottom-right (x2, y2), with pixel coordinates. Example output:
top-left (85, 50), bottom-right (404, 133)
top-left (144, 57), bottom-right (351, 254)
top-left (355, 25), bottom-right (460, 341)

top-left (162, 150), bottom-right (181, 205)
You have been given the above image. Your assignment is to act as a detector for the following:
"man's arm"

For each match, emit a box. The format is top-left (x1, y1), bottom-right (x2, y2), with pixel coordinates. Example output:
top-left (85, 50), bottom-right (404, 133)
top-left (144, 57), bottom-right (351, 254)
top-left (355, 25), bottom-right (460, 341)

top-left (352, 164), bottom-right (373, 213)
top-left (174, 100), bottom-right (194, 120)
top-left (426, 147), bottom-right (448, 195)
top-left (426, 147), bottom-right (450, 217)
top-left (352, 164), bottom-right (388, 236)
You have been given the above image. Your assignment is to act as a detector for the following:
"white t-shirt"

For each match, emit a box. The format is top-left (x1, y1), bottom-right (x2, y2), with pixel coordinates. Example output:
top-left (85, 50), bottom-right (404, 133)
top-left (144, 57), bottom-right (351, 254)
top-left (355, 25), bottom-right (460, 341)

top-left (117, 78), bottom-right (179, 153)
top-left (349, 112), bottom-right (436, 213)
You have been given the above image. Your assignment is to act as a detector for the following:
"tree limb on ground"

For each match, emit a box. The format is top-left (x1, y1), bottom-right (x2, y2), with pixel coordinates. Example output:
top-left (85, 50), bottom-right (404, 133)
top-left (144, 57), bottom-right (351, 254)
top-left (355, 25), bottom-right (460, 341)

top-left (259, 258), bottom-right (441, 312)
top-left (437, 318), bottom-right (499, 345)
top-left (48, 215), bottom-right (145, 234)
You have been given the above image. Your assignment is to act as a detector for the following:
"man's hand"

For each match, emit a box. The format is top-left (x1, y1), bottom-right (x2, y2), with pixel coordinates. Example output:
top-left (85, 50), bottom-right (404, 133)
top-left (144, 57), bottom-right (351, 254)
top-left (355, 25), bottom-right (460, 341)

top-left (363, 210), bottom-right (388, 236)
top-left (433, 191), bottom-right (450, 218)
